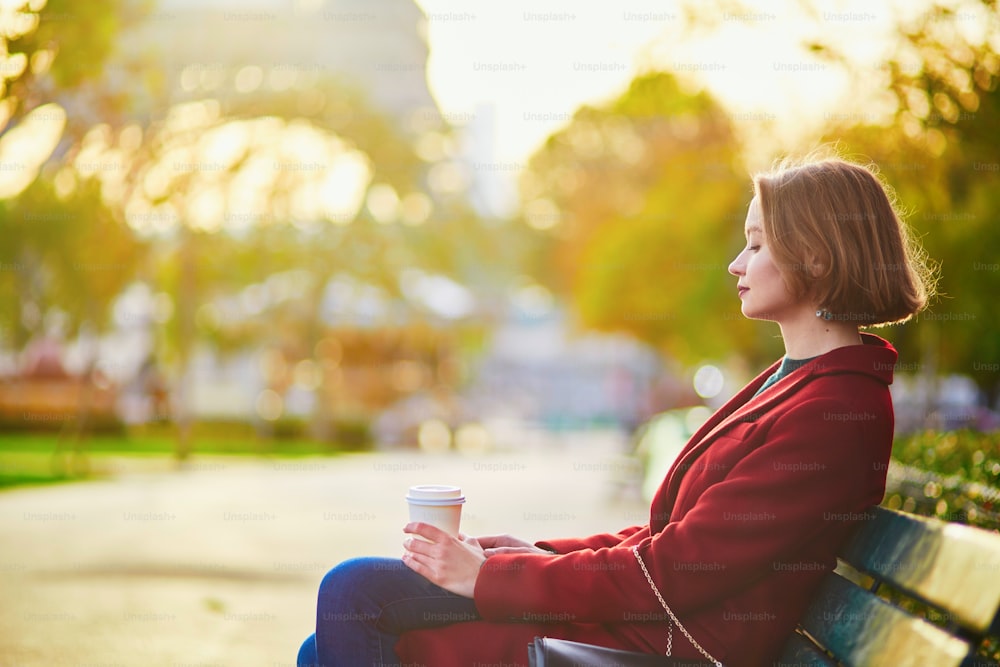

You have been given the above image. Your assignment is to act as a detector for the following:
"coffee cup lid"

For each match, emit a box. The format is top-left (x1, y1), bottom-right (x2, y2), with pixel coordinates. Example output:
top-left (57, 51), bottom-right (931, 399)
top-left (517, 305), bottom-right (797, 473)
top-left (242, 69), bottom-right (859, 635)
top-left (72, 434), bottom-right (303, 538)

top-left (406, 484), bottom-right (465, 505)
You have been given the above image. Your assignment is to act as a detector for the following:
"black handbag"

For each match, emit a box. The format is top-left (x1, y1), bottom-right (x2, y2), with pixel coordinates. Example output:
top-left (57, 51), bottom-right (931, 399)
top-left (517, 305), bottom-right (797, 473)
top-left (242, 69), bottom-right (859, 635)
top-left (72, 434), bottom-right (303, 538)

top-left (527, 636), bottom-right (717, 666)
top-left (527, 547), bottom-right (724, 667)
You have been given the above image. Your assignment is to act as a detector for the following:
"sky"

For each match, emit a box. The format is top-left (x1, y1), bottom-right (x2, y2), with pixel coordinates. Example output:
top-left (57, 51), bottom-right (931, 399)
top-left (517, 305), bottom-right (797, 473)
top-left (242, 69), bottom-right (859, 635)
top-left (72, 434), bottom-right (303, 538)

top-left (411, 0), bottom-right (911, 168)
top-left (159, 0), bottom-right (917, 164)
top-left (147, 0), bottom-right (974, 213)
top-left (403, 0), bottom-right (961, 216)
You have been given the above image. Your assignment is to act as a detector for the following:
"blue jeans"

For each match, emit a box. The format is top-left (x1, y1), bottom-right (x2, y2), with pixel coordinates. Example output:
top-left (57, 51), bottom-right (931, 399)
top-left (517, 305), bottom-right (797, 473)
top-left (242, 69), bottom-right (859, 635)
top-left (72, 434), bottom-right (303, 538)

top-left (297, 557), bottom-right (480, 667)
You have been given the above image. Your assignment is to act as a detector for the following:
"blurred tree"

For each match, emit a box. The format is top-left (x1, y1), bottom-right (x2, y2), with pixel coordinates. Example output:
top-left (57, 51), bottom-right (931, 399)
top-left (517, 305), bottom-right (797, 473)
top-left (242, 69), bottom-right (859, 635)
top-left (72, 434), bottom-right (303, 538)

top-left (0, 0), bottom-right (150, 342)
top-left (0, 0), bottom-right (148, 346)
top-left (71, 99), bottom-right (402, 456)
top-left (0, 176), bottom-right (143, 469)
top-left (519, 72), bottom-right (773, 370)
top-left (71, 74), bottom-right (515, 454)
top-left (0, 0), bottom-right (148, 469)
top-left (813, 0), bottom-right (1000, 408)
top-left (1, 178), bottom-right (143, 341)
top-left (5, 0), bottom-right (151, 130)
top-left (0, 0), bottom-right (529, 459)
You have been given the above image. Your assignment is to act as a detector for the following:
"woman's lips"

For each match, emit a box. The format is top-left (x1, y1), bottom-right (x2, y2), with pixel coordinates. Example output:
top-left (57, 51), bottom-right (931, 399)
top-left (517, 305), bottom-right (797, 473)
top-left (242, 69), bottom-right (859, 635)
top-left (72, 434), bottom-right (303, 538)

top-left (738, 287), bottom-right (749, 298)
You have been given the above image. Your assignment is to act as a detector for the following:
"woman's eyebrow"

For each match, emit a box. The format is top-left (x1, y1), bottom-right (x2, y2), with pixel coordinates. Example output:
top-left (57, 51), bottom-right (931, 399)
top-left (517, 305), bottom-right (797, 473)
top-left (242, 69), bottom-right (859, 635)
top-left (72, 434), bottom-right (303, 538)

top-left (745, 224), bottom-right (762, 237)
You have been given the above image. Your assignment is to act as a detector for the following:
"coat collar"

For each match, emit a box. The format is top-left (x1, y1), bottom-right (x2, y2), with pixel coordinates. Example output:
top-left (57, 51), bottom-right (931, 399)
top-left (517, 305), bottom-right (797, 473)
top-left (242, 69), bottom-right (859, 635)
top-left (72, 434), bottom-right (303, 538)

top-left (688, 333), bottom-right (895, 444)
top-left (651, 334), bottom-right (897, 530)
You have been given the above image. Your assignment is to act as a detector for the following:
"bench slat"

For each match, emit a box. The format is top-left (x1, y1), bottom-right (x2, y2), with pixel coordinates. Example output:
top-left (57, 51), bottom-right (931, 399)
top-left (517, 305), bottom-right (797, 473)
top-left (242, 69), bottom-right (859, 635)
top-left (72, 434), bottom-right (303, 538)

top-left (839, 506), bottom-right (1000, 635)
top-left (798, 572), bottom-right (972, 667)
top-left (774, 631), bottom-right (837, 667)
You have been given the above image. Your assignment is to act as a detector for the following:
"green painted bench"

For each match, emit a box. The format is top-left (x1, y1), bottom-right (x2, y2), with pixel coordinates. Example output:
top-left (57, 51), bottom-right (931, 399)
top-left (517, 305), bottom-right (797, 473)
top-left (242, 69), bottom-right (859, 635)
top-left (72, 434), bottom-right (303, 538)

top-left (776, 506), bottom-right (1000, 667)
top-left (561, 506), bottom-right (1000, 665)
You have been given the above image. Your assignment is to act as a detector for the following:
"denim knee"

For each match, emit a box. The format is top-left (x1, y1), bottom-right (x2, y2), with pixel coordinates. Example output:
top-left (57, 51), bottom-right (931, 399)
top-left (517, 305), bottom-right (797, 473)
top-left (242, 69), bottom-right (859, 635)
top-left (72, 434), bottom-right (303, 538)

top-left (317, 557), bottom-right (404, 617)
top-left (296, 633), bottom-right (318, 667)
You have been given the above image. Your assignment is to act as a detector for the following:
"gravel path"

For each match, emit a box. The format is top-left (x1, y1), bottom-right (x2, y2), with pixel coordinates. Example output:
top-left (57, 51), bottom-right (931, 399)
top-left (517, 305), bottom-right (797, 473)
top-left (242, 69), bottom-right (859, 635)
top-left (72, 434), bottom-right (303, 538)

top-left (0, 436), bottom-right (645, 666)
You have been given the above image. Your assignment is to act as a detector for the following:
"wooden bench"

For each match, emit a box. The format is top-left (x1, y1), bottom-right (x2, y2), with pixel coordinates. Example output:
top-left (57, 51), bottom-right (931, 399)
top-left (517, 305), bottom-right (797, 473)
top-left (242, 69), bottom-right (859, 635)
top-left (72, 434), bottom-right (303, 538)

top-left (776, 505), bottom-right (1000, 667)
top-left (554, 506), bottom-right (1000, 666)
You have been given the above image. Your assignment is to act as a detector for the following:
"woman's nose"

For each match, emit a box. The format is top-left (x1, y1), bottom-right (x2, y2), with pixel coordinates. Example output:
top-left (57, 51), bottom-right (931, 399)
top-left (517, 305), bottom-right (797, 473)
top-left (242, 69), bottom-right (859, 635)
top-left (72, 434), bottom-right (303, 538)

top-left (728, 252), bottom-right (745, 276)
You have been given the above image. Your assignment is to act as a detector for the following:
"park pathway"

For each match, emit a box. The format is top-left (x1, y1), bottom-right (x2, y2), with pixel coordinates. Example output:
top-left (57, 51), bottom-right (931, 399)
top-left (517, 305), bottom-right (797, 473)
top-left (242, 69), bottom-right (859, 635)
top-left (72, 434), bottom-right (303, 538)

top-left (0, 433), bottom-right (645, 666)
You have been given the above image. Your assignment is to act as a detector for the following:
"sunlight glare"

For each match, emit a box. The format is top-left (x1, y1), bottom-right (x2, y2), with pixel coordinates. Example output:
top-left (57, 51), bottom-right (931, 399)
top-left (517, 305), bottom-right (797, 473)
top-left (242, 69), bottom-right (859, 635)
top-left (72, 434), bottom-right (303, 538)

top-left (141, 163), bottom-right (172, 201)
top-left (0, 98), bottom-right (12, 132)
top-left (289, 178), bottom-right (321, 221)
top-left (28, 47), bottom-right (52, 75)
top-left (187, 187), bottom-right (226, 232)
top-left (366, 183), bottom-right (400, 224)
top-left (164, 100), bottom-right (220, 136)
top-left (400, 191), bottom-right (432, 226)
top-left (234, 65), bottom-right (264, 93)
top-left (0, 102), bottom-right (65, 198)
top-left (320, 151), bottom-right (372, 224)
top-left (199, 120), bottom-right (250, 170)
top-left (53, 166), bottom-right (75, 199)
top-left (1, 13), bottom-right (36, 42)
top-left (118, 124), bottom-right (143, 153)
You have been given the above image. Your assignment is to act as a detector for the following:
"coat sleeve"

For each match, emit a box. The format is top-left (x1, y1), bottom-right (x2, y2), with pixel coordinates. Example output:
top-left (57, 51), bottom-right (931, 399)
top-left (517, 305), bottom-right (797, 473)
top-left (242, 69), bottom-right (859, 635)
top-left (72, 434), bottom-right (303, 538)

top-left (474, 395), bottom-right (891, 623)
top-left (536, 525), bottom-right (649, 554)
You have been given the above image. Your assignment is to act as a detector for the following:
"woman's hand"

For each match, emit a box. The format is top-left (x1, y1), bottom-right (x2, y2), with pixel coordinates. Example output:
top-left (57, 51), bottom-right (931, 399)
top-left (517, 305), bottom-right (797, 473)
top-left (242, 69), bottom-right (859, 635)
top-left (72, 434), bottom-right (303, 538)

top-left (401, 522), bottom-right (487, 598)
top-left (475, 533), bottom-right (556, 557)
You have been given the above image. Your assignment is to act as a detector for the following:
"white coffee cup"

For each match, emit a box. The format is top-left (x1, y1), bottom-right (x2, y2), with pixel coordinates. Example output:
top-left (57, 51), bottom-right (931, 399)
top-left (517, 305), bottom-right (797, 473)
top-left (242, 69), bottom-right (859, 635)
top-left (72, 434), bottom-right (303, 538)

top-left (406, 485), bottom-right (465, 537)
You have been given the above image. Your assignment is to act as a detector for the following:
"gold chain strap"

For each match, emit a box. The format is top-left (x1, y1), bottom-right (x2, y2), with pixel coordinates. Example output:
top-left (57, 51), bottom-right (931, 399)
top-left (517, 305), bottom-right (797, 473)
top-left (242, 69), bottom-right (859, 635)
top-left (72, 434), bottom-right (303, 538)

top-left (631, 546), bottom-right (723, 667)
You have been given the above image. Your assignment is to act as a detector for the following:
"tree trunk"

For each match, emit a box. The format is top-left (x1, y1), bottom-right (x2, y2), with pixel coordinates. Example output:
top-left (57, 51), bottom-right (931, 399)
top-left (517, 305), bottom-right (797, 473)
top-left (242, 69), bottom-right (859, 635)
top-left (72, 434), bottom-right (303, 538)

top-left (174, 227), bottom-right (197, 461)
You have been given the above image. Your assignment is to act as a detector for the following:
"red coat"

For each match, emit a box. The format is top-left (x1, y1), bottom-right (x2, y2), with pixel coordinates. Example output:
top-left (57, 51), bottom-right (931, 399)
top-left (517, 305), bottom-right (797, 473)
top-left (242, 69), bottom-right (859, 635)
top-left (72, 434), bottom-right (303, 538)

top-left (397, 334), bottom-right (896, 667)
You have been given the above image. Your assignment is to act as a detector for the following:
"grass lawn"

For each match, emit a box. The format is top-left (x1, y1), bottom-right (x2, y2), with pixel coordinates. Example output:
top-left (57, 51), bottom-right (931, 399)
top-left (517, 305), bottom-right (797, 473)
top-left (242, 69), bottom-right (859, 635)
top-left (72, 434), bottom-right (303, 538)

top-left (0, 428), bottom-right (350, 491)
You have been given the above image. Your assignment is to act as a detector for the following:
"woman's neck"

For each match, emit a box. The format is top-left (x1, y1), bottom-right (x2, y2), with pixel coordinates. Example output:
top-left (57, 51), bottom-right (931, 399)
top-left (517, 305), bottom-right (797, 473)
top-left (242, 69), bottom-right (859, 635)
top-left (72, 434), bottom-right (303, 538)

top-left (778, 308), bottom-right (863, 359)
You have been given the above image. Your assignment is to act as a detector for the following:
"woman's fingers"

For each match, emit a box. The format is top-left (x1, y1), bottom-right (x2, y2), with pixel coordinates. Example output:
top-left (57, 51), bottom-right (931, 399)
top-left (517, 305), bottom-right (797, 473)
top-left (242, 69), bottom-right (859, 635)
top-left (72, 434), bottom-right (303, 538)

top-left (401, 551), bottom-right (432, 577)
top-left (483, 545), bottom-right (553, 556)
top-left (474, 534), bottom-right (504, 548)
top-left (400, 522), bottom-right (486, 597)
top-left (403, 521), bottom-right (449, 544)
top-left (459, 533), bottom-right (482, 549)
top-left (475, 534), bottom-right (533, 549)
top-left (403, 535), bottom-right (434, 556)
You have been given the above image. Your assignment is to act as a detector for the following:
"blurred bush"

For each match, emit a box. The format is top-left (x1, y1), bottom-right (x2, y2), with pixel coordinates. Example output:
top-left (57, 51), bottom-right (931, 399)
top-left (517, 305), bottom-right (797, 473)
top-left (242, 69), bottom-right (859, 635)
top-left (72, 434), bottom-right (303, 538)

top-left (262, 416), bottom-right (371, 451)
top-left (885, 429), bottom-right (1000, 532)
top-left (0, 413), bottom-right (126, 436)
top-left (879, 429), bottom-right (1000, 661)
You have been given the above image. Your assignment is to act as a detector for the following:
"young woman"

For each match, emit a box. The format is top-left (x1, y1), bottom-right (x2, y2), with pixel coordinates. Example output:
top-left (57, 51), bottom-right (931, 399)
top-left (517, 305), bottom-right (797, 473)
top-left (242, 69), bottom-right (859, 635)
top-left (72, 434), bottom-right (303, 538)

top-left (296, 155), bottom-right (934, 667)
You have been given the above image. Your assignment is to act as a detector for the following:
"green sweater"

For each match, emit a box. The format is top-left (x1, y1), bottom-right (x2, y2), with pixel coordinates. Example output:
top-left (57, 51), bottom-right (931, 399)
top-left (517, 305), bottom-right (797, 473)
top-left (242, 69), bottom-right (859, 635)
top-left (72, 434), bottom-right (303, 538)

top-left (752, 355), bottom-right (818, 398)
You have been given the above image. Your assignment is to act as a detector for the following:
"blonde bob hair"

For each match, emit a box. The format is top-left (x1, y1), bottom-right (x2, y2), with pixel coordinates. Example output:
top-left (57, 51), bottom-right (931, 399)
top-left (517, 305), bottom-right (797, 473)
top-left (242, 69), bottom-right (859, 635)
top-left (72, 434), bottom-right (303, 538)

top-left (753, 155), bottom-right (935, 327)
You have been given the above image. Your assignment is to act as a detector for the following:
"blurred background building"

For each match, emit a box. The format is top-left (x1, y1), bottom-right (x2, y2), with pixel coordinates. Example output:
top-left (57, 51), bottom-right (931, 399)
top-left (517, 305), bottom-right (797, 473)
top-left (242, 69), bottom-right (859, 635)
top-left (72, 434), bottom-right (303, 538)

top-left (1, 0), bottom-right (998, 456)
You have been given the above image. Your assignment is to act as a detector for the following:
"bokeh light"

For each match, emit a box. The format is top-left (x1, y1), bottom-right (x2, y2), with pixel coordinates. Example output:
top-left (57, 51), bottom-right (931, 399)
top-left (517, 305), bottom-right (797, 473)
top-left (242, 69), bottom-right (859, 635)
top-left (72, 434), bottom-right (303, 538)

top-left (693, 365), bottom-right (724, 399)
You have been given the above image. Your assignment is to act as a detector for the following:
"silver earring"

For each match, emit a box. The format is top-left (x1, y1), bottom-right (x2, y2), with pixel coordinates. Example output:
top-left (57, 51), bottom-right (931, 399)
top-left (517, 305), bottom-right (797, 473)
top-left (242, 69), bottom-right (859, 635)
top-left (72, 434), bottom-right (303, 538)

top-left (816, 309), bottom-right (834, 321)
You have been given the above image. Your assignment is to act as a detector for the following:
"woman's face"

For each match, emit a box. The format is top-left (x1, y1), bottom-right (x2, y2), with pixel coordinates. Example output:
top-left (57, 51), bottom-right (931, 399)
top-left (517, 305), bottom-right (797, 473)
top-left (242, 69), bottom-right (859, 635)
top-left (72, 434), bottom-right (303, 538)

top-left (727, 197), bottom-right (803, 323)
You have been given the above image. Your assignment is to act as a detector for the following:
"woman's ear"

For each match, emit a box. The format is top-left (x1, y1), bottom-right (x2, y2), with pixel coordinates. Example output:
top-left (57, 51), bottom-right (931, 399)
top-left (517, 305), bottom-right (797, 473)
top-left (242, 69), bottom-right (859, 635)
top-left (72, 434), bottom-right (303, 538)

top-left (807, 254), bottom-right (826, 278)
